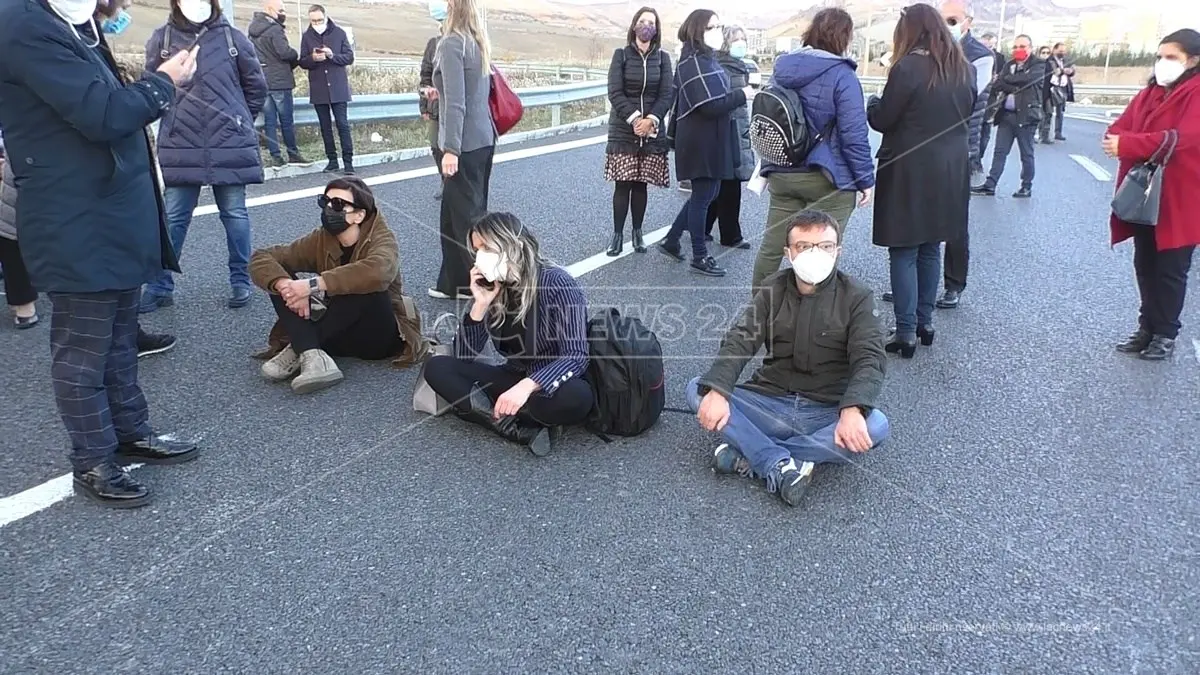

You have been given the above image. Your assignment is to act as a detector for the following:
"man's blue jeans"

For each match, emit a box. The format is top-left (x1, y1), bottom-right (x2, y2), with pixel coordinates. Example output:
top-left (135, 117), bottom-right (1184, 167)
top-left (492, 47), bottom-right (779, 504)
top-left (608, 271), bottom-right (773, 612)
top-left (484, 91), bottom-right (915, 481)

top-left (145, 185), bottom-right (252, 297)
top-left (685, 376), bottom-right (890, 479)
top-left (262, 90), bottom-right (300, 160)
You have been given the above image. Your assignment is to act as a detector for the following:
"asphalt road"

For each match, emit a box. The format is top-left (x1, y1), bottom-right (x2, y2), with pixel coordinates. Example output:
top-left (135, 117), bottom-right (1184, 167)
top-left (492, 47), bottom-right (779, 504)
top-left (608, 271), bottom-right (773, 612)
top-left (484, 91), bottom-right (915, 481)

top-left (1, 117), bottom-right (1197, 673)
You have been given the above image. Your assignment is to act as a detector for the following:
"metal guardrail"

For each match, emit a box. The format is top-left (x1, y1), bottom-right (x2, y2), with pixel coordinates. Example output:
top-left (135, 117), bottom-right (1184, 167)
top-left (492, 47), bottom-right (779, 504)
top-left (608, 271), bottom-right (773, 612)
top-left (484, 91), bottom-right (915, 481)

top-left (352, 57), bottom-right (604, 81)
top-left (856, 76), bottom-right (1141, 100)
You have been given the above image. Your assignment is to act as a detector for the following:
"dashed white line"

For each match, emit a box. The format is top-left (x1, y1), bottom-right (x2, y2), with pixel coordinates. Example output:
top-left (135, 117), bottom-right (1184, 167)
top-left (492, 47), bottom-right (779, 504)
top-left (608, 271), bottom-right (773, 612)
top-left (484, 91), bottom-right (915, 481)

top-left (1192, 339), bottom-right (1200, 365)
top-left (1070, 154), bottom-right (1113, 182)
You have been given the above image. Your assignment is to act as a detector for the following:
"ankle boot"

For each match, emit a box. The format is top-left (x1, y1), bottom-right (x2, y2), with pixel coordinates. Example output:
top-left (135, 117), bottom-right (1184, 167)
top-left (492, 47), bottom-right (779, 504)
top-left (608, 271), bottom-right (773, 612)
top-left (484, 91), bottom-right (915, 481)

top-left (632, 228), bottom-right (646, 252)
top-left (606, 231), bottom-right (623, 257)
top-left (456, 384), bottom-right (553, 455)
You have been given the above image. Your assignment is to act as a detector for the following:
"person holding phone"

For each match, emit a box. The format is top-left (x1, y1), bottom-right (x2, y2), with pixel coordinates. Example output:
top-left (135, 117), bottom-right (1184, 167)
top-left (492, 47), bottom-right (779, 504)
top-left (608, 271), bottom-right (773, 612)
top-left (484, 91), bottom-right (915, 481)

top-left (299, 4), bottom-right (355, 175)
top-left (422, 213), bottom-right (593, 457)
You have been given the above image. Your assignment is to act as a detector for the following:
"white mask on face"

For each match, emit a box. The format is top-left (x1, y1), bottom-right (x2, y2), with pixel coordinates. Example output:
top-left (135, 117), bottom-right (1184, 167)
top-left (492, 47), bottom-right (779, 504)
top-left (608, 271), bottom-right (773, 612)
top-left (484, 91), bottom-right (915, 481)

top-left (312, 19), bottom-right (328, 34)
top-left (790, 247), bottom-right (837, 285)
top-left (704, 28), bottom-right (723, 50)
top-left (179, 0), bottom-right (212, 24)
top-left (474, 250), bottom-right (508, 283)
top-left (1154, 58), bottom-right (1187, 86)
top-left (48, 0), bottom-right (99, 25)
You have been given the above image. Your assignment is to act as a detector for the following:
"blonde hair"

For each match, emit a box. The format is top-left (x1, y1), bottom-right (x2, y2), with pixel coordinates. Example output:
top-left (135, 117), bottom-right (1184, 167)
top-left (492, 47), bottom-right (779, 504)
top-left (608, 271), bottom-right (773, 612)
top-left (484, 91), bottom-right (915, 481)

top-left (444, 0), bottom-right (491, 70)
top-left (469, 213), bottom-right (550, 329)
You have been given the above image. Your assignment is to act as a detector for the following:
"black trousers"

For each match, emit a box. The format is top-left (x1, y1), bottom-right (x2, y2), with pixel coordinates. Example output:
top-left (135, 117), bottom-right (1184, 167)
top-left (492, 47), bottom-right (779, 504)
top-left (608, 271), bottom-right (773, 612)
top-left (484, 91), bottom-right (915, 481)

top-left (0, 236), bottom-right (37, 306)
top-left (423, 355), bottom-right (594, 427)
top-left (436, 145), bottom-right (494, 296)
top-left (271, 292), bottom-right (402, 360)
top-left (944, 226), bottom-right (969, 292)
top-left (315, 102), bottom-right (353, 162)
top-left (48, 290), bottom-right (152, 471)
top-left (1132, 226), bottom-right (1195, 339)
top-left (704, 179), bottom-right (745, 245)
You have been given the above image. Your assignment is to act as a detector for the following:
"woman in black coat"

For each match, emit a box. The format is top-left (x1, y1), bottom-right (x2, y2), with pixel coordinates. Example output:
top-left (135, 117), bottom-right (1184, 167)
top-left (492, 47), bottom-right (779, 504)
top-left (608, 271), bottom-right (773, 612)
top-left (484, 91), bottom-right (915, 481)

top-left (604, 7), bottom-right (673, 256)
top-left (656, 9), bottom-right (751, 278)
top-left (867, 3), bottom-right (976, 358)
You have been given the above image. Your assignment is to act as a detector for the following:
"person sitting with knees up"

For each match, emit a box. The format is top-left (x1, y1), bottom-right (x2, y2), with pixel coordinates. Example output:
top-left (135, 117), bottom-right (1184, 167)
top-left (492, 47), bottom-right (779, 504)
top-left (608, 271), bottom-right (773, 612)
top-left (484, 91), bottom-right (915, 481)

top-left (422, 213), bottom-right (593, 456)
top-left (686, 210), bottom-right (890, 507)
top-left (249, 177), bottom-right (428, 393)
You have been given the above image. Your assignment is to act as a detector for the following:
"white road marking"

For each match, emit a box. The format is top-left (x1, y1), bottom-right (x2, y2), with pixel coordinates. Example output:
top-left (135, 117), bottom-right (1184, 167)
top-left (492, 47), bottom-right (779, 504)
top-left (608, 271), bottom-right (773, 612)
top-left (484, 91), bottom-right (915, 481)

top-left (1193, 339), bottom-right (1200, 364)
top-left (1065, 113), bottom-right (1115, 125)
top-left (192, 135), bottom-right (607, 217)
top-left (1070, 154), bottom-right (1112, 182)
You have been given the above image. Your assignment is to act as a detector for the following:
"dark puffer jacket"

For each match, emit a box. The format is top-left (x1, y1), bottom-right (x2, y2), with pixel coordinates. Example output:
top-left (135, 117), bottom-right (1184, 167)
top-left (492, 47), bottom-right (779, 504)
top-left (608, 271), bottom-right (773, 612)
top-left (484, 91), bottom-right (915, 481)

top-left (606, 44), bottom-right (674, 156)
top-left (247, 11), bottom-right (298, 91)
top-left (145, 14), bottom-right (268, 186)
top-left (716, 51), bottom-right (756, 181)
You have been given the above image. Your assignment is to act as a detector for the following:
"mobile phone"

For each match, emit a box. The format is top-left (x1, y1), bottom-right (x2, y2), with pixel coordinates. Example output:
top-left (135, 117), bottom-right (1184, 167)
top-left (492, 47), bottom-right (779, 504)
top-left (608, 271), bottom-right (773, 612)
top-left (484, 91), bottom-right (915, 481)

top-left (475, 277), bottom-right (496, 291)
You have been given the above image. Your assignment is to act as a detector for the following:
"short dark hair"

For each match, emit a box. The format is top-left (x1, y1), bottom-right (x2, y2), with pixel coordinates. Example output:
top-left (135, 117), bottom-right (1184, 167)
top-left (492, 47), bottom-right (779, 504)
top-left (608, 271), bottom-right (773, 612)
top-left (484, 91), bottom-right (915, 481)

top-left (308, 4), bottom-right (326, 14)
top-left (802, 8), bottom-right (854, 56)
top-left (1014, 34), bottom-right (1033, 45)
top-left (785, 210), bottom-right (840, 242)
top-left (677, 9), bottom-right (716, 48)
top-left (1053, 42), bottom-right (1066, 50)
top-left (980, 32), bottom-right (996, 40)
top-left (325, 176), bottom-right (376, 216)
top-left (626, 6), bottom-right (662, 51)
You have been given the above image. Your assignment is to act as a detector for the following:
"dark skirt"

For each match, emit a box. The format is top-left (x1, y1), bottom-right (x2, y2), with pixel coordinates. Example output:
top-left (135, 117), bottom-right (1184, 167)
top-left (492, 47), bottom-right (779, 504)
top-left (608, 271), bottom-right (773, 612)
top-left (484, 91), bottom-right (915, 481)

top-left (604, 152), bottom-right (670, 188)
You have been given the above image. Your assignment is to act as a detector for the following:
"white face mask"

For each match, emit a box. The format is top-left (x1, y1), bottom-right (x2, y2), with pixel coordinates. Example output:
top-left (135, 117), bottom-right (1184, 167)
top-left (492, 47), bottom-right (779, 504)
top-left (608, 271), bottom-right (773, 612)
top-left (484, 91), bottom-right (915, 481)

top-left (790, 247), bottom-right (837, 285)
top-left (703, 28), bottom-right (723, 50)
top-left (48, 0), bottom-right (98, 25)
top-left (474, 249), bottom-right (508, 283)
top-left (312, 19), bottom-right (327, 34)
top-left (1154, 58), bottom-right (1187, 86)
top-left (179, 0), bottom-right (212, 24)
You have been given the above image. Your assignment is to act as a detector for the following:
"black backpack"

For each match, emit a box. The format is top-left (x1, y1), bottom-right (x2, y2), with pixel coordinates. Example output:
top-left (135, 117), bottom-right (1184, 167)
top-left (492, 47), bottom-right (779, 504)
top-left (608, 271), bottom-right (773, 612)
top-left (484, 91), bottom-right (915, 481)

top-left (749, 83), bottom-right (831, 167)
top-left (584, 308), bottom-right (666, 438)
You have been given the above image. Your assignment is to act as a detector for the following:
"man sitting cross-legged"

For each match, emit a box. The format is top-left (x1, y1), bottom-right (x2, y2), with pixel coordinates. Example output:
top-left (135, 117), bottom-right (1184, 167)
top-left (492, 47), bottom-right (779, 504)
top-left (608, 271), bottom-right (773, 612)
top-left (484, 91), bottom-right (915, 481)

top-left (686, 210), bottom-right (891, 506)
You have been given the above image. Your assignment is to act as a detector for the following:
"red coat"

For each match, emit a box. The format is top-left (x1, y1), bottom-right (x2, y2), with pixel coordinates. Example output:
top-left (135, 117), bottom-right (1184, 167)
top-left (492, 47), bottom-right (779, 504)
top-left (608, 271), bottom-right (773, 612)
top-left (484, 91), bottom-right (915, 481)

top-left (1107, 75), bottom-right (1200, 251)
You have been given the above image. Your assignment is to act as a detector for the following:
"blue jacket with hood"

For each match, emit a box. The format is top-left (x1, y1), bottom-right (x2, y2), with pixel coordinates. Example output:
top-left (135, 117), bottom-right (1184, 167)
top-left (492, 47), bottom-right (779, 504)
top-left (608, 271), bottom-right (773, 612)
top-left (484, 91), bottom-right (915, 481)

top-left (762, 48), bottom-right (874, 191)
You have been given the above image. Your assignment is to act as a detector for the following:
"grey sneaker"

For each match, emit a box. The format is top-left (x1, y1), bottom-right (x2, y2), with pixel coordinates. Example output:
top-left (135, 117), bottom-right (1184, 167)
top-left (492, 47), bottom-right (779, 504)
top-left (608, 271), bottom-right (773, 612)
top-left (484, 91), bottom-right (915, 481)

top-left (771, 458), bottom-right (815, 507)
top-left (261, 346), bottom-right (300, 381)
top-left (291, 349), bottom-right (343, 394)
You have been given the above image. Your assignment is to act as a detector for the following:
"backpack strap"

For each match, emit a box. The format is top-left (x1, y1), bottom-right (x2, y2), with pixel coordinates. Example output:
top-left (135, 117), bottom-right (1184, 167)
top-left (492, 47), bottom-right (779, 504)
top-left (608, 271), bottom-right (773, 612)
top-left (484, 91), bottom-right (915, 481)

top-left (160, 28), bottom-right (171, 60)
top-left (224, 26), bottom-right (238, 58)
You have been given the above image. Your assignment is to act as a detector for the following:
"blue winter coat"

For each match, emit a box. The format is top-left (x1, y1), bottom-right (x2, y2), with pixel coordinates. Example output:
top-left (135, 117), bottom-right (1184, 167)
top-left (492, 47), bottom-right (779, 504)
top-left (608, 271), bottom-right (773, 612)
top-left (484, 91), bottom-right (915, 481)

top-left (764, 48), bottom-right (875, 191)
top-left (146, 14), bottom-right (267, 186)
top-left (0, 0), bottom-right (180, 293)
top-left (298, 20), bottom-right (354, 105)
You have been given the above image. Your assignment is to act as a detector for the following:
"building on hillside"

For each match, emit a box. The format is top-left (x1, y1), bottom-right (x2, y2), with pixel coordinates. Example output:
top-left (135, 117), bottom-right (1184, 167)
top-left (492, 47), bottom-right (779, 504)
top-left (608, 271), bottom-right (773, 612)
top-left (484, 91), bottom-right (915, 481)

top-left (745, 28), bottom-right (770, 56)
top-left (1078, 9), bottom-right (1163, 55)
top-left (775, 36), bottom-right (802, 54)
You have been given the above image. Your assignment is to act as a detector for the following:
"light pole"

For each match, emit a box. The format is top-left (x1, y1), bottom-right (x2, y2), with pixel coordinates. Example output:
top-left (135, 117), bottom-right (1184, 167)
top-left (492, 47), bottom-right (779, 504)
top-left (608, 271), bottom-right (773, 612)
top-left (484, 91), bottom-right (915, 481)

top-left (997, 0), bottom-right (1007, 46)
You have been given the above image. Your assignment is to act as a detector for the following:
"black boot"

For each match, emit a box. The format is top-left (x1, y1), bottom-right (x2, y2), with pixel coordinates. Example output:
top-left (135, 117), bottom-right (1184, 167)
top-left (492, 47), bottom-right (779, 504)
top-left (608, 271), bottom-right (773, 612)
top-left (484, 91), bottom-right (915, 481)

top-left (632, 228), bottom-right (645, 252)
top-left (457, 384), bottom-right (554, 455)
top-left (1115, 328), bottom-right (1153, 353)
top-left (1139, 335), bottom-right (1175, 361)
top-left (606, 231), bottom-right (623, 257)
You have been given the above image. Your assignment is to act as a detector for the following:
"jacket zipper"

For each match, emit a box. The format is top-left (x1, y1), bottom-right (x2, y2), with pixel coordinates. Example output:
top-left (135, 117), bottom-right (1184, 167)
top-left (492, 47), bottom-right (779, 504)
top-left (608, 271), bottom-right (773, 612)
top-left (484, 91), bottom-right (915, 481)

top-left (639, 50), bottom-right (648, 148)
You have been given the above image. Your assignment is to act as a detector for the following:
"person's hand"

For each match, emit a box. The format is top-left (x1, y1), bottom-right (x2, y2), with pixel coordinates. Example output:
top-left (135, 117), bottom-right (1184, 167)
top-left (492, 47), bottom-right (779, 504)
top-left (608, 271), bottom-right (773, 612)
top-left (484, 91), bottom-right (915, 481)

top-left (425, 87), bottom-right (439, 101)
top-left (322, 47), bottom-right (333, 57)
top-left (313, 49), bottom-right (327, 62)
top-left (422, 113), bottom-right (430, 121)
top-left (1102, 134), bottom-right (1120, 158)
top-left (468, 266), bottom-right (501, 319)
top-left (276, 278), bottom-right (312, 304)
top-left (494, 378), bottom-right (538, 419)
top-left (857, 188), bottom-right (873, 207)
top-left (156, 45), bottom-right (199, 85)
top-left (833, 407), bottom-right (873, 453)
top-left (697, 390), bottom-right (730, 432)
top-left (441, 151), bottom-right (459, 177)
top-left (287, 294), bottom-right (310, 319)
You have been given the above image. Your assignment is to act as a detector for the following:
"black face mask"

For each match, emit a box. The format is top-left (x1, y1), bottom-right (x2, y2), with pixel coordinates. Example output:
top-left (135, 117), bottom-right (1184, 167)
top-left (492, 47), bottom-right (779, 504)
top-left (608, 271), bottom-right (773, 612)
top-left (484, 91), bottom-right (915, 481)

top-left (276, 13), bottom-right (287, 26)
top-left (321, 208), bottom-right (350, 235)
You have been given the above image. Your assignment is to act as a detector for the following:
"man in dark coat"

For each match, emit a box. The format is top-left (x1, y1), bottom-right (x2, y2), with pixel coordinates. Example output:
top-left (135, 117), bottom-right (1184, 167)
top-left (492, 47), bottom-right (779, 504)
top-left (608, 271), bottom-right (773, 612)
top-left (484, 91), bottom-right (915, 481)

top-left (249, 0), bottom-right (307, 166)
top-left (299, 4), bottom-right (355, 174)
top-left (0, 0), bottom-right (200, 508)
top-left (973, 34), bottom-right (1048, 198)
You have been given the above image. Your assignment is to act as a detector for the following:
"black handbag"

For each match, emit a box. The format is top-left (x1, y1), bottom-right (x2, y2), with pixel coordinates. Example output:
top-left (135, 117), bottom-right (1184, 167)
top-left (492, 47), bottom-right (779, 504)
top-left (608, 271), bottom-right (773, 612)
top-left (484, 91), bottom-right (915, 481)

top-left (1111, 129), bottom-right (1177, 226)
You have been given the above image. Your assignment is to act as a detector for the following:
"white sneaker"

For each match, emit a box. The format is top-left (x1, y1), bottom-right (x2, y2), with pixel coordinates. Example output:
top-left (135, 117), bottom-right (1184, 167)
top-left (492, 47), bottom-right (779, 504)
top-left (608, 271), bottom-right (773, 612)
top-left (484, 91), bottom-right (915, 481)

top-left (261, 346), bottom-right (300, 381)
top-left (291, 349), bottom-right (343, 394)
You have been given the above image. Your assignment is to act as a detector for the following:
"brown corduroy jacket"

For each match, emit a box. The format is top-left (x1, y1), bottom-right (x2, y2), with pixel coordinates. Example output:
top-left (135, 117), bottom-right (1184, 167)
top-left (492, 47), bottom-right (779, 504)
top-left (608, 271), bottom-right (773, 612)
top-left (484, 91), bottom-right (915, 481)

top-left (248, 211), bottom-right (430, 367)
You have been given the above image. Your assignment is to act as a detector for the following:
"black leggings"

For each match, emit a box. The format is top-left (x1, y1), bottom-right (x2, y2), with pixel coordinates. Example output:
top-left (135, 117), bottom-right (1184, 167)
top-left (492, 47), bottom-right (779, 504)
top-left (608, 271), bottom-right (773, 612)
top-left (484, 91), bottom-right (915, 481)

top-left (271, 291), bottom-right (402, 360)
top-left (612, 181), bottom-right (648, 233)
top-left (423, 355), bottom-right (594, 426)
top-left (0, 237), bottom-right (37, 306)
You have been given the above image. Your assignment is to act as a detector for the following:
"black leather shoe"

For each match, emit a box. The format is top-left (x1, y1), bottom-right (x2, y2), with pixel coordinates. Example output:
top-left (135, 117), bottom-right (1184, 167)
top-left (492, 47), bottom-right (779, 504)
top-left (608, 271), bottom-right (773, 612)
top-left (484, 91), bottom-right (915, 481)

top-left (917, 325), bottom-right (935, 346)
top-left (228, 287), bottom-right (252, 308)
top-left (657, 241), bottom-right (685, 262)
top-left (936, 290), bottom-right (961, 309)
top-left (606, 231), bottom-right (623, 257)
top-left (73, 463), bottom-right (151, 509)
top-left (1115, 328), bottom-right (1153, 353)
top-left (1013, 187), bottom-right (1033, 198)
top-left (885, 331), bottom-right (917, 358)
top-left (1139, 335), bottom-right (1175, 361)
top-left (881, 292), bottom-right (893, 303)
top-left (115, 435), bottom-right (199, 465)
top-left (631, 228), bottom-right (646, 252)
top-left (971, 185), bottom-right (996, 196)
top-left (690, 256), bottom-right (726, 277)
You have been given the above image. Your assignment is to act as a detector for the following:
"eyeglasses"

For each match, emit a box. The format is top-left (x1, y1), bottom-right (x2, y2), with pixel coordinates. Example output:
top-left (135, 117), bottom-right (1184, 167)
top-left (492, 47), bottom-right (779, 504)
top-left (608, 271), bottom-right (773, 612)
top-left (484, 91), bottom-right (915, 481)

top-left (946, 18), bottom-right (959, 26)
top-left (788, 241), bottom-right (838, 254)
top-left (317, 195), bottom-right (358, 211)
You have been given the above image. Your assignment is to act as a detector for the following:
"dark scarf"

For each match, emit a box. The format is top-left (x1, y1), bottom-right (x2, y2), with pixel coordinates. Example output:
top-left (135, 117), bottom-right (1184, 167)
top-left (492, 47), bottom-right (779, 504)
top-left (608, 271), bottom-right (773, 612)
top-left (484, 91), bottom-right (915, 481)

top-left (674, 43), bottom-right (731, 121)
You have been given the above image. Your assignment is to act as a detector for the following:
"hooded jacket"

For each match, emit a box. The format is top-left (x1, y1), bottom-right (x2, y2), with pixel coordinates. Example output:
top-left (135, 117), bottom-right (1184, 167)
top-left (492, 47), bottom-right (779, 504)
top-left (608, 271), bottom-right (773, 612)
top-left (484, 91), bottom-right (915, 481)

top-left (763, 48), bottom-right (874, 192)
top-left (248, 11), bottom-right (299, 91)
top-left (960, 32), bottom-right (994, 162)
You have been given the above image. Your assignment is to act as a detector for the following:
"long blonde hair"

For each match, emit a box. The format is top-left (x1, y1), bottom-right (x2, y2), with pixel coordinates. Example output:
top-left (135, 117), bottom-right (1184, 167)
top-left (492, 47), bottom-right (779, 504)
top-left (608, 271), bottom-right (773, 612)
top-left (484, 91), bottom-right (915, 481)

top-left (444, 0), bottom-right (491, 70)
top-left (469, 213), bottom-right (551, 329)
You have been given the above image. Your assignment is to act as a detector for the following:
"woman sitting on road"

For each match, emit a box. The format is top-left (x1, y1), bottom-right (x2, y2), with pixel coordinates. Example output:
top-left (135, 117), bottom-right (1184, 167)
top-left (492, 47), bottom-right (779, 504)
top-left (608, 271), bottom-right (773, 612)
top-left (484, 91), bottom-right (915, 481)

top-left (1104, 28), bottom-right (1200, 361)
top-left (249, 178), bottom-right (429, 393)
top-left (423, 213), bottom-right (593, 457)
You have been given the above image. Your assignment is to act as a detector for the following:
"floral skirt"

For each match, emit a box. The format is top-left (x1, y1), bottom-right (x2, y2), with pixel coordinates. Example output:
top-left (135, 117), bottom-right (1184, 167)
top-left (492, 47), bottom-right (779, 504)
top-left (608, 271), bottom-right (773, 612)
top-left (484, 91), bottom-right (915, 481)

top-left (604, 152), bottom-right (670, 188)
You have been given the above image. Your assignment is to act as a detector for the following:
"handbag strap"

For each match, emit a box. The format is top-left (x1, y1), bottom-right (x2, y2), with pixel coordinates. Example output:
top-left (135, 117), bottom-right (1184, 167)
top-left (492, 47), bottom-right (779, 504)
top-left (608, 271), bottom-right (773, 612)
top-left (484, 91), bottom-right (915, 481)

top-left (1149, 129), bottom-right (1179, 166)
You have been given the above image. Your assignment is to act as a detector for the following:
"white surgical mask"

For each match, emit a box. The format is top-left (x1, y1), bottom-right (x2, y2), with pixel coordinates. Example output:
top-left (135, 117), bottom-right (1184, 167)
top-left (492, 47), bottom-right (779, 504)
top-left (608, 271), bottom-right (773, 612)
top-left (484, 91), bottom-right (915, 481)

top-left (312, 20), bottom-right (327, 34)
top-left (790, 248), bottom-right (837, 285)
top-left (729, 40), bottom-right (747, 59)
top-left (704, 28), bottom-right (723, 50)
top-left (179, 0), bottom-right (212, 24)
top-left (474, 250), bottom-right (508, 283)
top-left (1153, 58), bottom-right (1187, 86)
top-left (48, 0), bottom-right (99, 26)
top-left (947, 24), bottom-right (962, 41)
